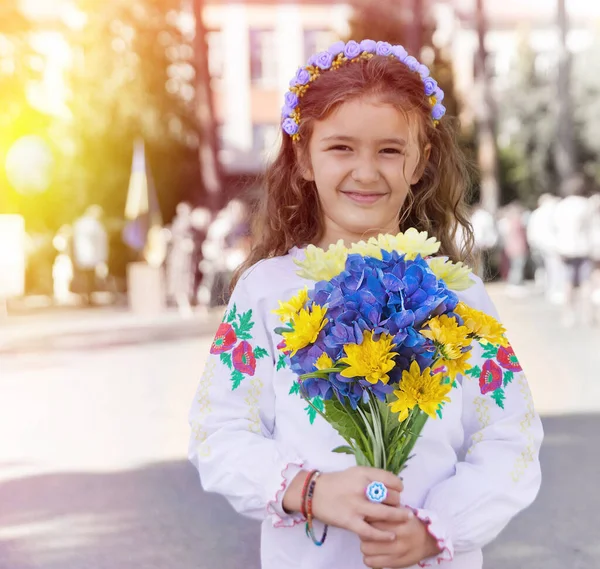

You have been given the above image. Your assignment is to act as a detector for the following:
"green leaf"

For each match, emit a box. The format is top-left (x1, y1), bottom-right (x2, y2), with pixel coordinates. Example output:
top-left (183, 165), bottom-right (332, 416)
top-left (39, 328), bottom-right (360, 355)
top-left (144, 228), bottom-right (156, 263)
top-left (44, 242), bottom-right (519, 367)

top-left (452, 380), bottom-right (458, 389)
top-left (254, 346), bottom-right (269, 359)
top-left (332, 445), bottom-right (355, 455)
top-left (481, 343), bottom-right (498, 359)
top-left (274, 326), bottom-right (293, 335)
top-left (491, 388), bottom-right (506, 409)
top-left (353, 445), bottom-right (371, 467)
top-left (323, 398), bottom-right (364, 446)
top-left (313, 396), bottom-right (324, 412)
top-left (220, 352), bottom-right (232, 369)
top-left (503, 370), bottom-right (514, 387)
top-left (231, 369), bottom-right (245, 390)
top-left (465, 365), bottom-right (482, 378)
top-left (237, 310), bottom-right (255, 335)
top-left (226, 303), bottom-right (237, 323)
top-left (305, 403), bottom-right (317, 424)
top-left (289, 381), bottom-right (300, 395)
top-left (277, 354), bottom-right (287, 371)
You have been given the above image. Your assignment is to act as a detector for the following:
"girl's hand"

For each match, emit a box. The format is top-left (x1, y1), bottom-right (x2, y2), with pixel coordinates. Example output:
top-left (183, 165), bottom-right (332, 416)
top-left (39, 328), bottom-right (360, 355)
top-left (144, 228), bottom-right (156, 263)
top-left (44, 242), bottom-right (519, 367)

top-left (360, 517), bottom-right (442, 568)
top-left (284, 466), bottom-right (410, 541)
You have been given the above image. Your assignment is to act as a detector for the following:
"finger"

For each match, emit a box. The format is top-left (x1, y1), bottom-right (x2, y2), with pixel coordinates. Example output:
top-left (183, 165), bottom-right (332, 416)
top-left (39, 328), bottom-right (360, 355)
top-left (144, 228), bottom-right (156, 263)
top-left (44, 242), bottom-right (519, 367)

top-left (351, 519), bottom-right (397, 542)
top-left (363, 555), bottom-right (400, 569)
top-left (361, 503), bottom-right (414, 524)
top-left (383, 489), bottom-right (401, 507)
top-left (366, 469), bottom-right (404, 493)
top-left (360, 538), bottom-right (395, 557)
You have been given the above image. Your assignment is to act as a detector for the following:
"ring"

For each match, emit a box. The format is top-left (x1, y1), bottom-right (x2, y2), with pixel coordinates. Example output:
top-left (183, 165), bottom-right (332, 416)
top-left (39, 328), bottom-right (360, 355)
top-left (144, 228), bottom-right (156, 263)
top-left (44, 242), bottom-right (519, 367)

top-left (366, 481), bottom-right (388, 503)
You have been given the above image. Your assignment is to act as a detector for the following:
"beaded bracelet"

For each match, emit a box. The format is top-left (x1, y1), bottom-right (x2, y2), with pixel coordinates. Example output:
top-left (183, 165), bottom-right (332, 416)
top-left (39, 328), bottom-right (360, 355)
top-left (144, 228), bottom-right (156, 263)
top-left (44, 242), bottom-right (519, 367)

top-left (300, 470), bottom-right (318, 518)
top-left (304, 471), bottom-right (328, 546)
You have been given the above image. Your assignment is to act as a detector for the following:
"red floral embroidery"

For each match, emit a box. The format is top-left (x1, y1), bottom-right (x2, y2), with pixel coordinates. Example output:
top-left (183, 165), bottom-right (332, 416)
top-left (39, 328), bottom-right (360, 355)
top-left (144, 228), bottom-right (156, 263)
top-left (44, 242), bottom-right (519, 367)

top-left (479, 359), bottom-right (503, 394)
top-left (496, 345), bottom-right (522, 372)
top-left (210, 323), bottom-right (237, 354)
top-left (233, 341), bottom-right (257, 376)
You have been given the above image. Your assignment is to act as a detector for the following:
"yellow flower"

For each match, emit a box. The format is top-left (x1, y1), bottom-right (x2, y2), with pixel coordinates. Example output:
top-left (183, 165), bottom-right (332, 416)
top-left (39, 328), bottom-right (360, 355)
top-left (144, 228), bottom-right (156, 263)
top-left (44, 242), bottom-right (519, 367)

top-left (421, 315), bottom-right (471, 360)
top-left (348, 240), bottom-right (383, 259)
top-left (294, 240), bottom-right (348, 281)
top-left (339, 331), bottom-right (397, 385)
top-left (314, 353), bottom-right (334, 371)
top-left (272, 287), bottom-right (309, 323)
top-left (282, 304), bottom-right (328, 356)
top-left (389, 361), bottom-right (452, 421)
top-left (371, 228), bottom-right (441, 260)
top-left (428, 258), bottom-right (474, 291)
top-left (455, 302), bottom-right (508, 346)
top-left (435, 350), bottom-right (472, 380)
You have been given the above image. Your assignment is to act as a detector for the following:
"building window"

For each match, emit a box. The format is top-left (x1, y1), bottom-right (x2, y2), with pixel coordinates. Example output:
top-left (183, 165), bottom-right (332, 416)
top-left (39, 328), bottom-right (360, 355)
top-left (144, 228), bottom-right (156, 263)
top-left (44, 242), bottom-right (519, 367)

top-left (249, 28), bottom-right (277, 87)
top-left (303, 29), bottom-right (335, 62)
top-left (206, 29), bottom-right (223, 79)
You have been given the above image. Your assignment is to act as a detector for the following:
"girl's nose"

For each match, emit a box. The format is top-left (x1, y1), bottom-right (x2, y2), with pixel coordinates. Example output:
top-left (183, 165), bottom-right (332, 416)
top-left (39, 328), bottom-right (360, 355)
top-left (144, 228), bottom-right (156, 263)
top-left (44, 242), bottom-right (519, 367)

top-left (351, 158), bottom-right (381, 184)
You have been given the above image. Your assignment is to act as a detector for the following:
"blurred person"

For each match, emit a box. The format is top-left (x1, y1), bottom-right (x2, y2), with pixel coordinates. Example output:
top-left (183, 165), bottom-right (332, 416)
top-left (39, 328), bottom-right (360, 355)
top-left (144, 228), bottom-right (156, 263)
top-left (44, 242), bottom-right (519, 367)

top-left (469, 203), bottom-right (498, 279)
top-left (166, 202), bottom-right (196, 317)
top-left (588, 193), bottom-right (600, 321)
top-left (526, 193), bottom-right (562, 300)
top-left (497, 201), bottom-right (528, 292)
top-left (51, 224), bottom-right (74, 305)
top-left (72, 205), bottom-right (109, 305)
top-left (554, 177), bottom-right (593, 327)
top-left (197, 199), bottom-right (249, 308)
top-left (190, 206), bottom-right (212, 306)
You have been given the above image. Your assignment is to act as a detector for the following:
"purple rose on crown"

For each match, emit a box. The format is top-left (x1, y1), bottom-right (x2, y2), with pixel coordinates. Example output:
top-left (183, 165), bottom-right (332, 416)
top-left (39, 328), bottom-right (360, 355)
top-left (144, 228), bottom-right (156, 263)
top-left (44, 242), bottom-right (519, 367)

top-left (282, 118), bottom-right (299, 136)
top-left (281, 105), bottom-right (294, 118)
top-left (295, 67), bottom-right (311, 86)
top-left (328, 41), bottom-right (346, 56)
top-left (315, 51), bottom-right (334, 70)
top-left (360, 39), bottom-right (377, 53)
top-left (435, 87), bottom-right (445, 102)
top-left (344, 40), bottom-right (361, 59)
top-left (418, 64), bottom-right (430, 78)
top-left (376, 41), bottom-right (393, 56)
top-left (392, 45), bottom-right (408, 61)
top-left (307, 53), bottom-right (319, 66)
top-left (432, 103), bottom-right (446, 121)
top-left (423, 77), bottom-right (438, 97)
top-left (284, 91), bottom-right (299, 109)
top-left (404, 56), bottom-right (420, 71)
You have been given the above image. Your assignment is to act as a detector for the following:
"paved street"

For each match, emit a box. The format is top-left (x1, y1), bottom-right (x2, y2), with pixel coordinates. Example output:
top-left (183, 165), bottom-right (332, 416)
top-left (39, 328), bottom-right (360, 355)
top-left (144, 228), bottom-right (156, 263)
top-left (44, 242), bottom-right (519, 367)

top-left (0, 284), bottom-right (599, 569)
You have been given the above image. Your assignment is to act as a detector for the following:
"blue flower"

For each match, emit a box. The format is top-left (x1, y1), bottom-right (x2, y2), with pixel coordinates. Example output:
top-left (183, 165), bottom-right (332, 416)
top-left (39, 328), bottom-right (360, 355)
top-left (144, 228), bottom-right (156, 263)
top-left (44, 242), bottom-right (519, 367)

top-left (315, 51), bottom-right (334, 70)
top-left (295, 67), bottom-right (311, 86)
top-left (376, 41), bottom-right (393, 56)
top-left (284, 91), bottom-right (299, 108)
top-left (392, 45), bottom-right (408, 61)
top-left (328, 41), bottom-right (346, 56)
top-left (360, 39), bottom-right (377, 53)
top-left (344, 40), bottom-right (361, 59)
top-left (282, 118), bottom-right (299, 135)
top-left (366, 481), bottom-right (388, 503)
top-left (432, 103), bottom-right (446, 121)
top-left (423, 77), bottom-right (438, 97)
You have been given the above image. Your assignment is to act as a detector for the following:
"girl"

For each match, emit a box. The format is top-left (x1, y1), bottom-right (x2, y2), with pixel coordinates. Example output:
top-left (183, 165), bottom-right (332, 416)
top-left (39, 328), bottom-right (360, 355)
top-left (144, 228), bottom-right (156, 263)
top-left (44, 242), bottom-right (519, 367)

top-left (188, 39), bottom-right (543, 569)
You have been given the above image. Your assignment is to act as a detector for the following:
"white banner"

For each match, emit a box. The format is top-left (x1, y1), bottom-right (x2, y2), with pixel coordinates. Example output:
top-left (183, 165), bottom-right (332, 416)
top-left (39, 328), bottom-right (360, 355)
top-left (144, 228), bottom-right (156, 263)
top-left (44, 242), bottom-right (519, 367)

top-left (0, 215), bottom-right (26, 298)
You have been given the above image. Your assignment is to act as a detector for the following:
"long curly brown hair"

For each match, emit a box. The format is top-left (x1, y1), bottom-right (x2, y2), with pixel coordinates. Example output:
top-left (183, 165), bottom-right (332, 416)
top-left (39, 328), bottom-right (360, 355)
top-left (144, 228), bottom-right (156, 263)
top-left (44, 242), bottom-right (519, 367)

top-left (233, 54), bottom-right (475, 287)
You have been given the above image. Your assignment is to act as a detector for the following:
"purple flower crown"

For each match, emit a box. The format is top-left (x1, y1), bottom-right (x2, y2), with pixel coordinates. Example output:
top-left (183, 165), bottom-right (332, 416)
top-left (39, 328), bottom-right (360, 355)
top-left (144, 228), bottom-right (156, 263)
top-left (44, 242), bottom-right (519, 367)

top-left (281, 39), bottom-right (446, 141)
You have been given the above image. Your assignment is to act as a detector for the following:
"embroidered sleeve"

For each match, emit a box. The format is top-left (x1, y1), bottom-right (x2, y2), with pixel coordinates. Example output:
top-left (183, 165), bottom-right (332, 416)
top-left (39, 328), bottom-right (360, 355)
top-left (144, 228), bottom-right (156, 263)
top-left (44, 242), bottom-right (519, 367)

top-left (419, 278), bottom-right (543, 555)
top-left (188, 274), bottom-right (304, 527)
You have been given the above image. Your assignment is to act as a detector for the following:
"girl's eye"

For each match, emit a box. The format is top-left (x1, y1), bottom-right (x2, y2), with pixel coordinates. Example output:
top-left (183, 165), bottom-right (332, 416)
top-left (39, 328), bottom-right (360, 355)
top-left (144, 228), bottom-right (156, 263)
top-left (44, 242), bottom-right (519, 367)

top-left (380, 148), bottom-right (404, 155)
top-left (328, 145), bottom-right (351, 151)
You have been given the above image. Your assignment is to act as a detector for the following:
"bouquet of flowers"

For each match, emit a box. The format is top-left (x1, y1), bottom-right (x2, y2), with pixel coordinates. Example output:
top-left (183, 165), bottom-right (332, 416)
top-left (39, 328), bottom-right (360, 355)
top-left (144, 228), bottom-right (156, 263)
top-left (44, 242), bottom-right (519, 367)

top-left (274, 229), bottom-right (511, 475)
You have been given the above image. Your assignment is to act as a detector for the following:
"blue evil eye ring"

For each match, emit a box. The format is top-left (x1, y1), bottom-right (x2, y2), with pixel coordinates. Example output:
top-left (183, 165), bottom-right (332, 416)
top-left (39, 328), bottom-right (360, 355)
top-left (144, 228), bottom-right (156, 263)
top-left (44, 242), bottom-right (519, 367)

top-left (366, 481), bottom-right (388, 503)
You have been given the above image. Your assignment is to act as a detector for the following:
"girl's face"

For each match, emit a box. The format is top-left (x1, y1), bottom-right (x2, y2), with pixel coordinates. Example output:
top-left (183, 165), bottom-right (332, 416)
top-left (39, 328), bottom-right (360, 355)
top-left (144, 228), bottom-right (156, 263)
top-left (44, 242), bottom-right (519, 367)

top-left (303, 96), bottom-right (428, 248)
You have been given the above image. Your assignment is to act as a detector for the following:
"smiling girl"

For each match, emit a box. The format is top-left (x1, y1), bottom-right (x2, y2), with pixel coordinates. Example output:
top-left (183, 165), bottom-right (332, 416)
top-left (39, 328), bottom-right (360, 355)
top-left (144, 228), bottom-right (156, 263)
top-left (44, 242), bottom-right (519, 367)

top-left (188, 39), bottom-right (542, 569)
